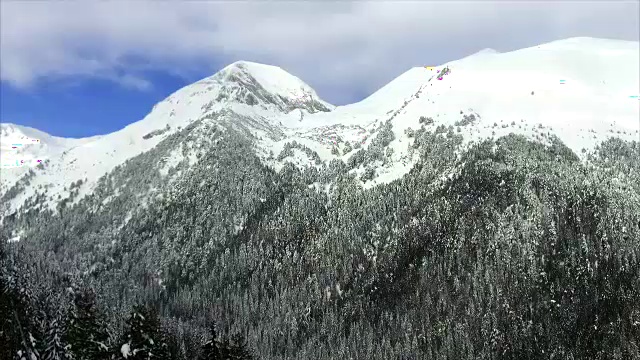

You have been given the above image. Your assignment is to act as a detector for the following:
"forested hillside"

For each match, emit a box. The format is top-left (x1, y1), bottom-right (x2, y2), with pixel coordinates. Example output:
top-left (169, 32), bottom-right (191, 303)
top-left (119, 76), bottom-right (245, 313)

top-left (2, 111), bottom-right (639, 359)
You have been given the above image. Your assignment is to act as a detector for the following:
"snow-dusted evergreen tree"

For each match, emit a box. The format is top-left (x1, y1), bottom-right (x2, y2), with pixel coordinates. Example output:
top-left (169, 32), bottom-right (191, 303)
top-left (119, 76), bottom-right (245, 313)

top-left (224, 333), bottom-right (254, 360)
top-left (199, 324), bottom-right (221, 360)
top-left (42, 306), bottom-right (71, 360)
top-left (199, 323), bottom-right (254, 360)
top-left (0, 242), bottom-right (42, 360)
top-left (342, 141), bottom-right (353, 155)
top-left (118, 304), bottom-right (170, 360)
top-left (0, 249), bottom-right (31, 360)
top-left (64, 287), bottom-right (111, 360)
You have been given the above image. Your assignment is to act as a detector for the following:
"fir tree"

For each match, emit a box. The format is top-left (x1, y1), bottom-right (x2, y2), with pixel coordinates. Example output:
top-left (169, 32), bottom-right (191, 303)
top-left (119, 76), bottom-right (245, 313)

top-left (225, 333), bottom-right (254, 360)
top-left (65, 287), bottom-right (111, 360)
top-left (199, 323), bottom-right (221, 360)
top-left (0, 244), bottom-right (41, 360)
top-left (200, 323), bottom-right (254, 360)
top-left (0, 264), bottom-right (31, 360)
top-left (42, 307), bottom-right (71, 360)
top-left (119, 304), bottom-right (170, 360)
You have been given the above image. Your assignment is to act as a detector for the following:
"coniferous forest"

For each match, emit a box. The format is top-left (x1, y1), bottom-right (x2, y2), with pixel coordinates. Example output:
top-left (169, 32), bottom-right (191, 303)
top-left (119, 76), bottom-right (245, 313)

top-left (1, 116), bottom-right (639, 359)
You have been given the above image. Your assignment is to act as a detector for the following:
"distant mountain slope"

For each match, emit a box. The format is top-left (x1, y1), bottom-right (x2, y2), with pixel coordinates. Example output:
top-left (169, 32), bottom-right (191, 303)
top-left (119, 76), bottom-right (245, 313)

top-left (0, 123), bottom-right (102, 194)
top-left (0, 122), bottom-right (101, 165)
top-left (1, 37), bottom-right (638, 218)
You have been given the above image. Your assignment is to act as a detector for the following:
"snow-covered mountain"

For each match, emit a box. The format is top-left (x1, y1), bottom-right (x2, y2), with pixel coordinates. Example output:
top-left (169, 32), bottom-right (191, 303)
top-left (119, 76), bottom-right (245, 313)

top-left (0, 123), bottom-right (101, 166)
top-left (0, 123), bottom-right (102, 194)
top-left (1, 37), bottom-right (638, 218)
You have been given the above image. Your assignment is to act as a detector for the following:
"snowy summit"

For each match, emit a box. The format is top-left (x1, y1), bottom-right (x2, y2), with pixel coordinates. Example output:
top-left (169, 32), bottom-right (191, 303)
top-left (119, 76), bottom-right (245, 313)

top-left (1, 37), bottom-right (638, 216)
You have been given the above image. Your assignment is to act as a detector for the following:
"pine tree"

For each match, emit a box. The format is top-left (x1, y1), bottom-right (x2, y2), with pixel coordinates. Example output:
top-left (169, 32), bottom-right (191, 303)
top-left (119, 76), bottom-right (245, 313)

top-left (199, 323), bottom-right (254, 360)
top-left (0, 266), bottom-right (32, 360)
top-left (199, 323), bottom-right (221, 360)
top-left (0, 254), bottom-right (20, 359)
top-left (0, 244), bottom-right (41, 360)
top-left (225, 333), bottom-right (254, 360)
top-left (43, 307), bottom-right (71, 360)
top-left (65, 287), bottom-right (111, 360)
top-left (119, 304), bottom-right (170, 360)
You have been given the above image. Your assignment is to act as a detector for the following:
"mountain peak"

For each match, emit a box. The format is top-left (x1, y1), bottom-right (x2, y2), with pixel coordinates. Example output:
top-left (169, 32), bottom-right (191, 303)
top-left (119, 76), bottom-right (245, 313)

top-left (1, 123), bottom-right (56, 145)
top-left (475, 48), bottom-right (499, 55)
top-left (458, 48), bottom-right (500, 61)
top-left (1, 123), bottom-right (60, 168)
top-left (201, 61), bottom-right (334, 113)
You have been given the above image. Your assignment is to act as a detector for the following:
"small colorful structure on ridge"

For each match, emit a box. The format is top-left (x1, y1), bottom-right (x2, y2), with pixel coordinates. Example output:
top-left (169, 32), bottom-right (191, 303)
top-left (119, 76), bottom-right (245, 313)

top-left (424, 65), bottom-right (451, 80)
top-left (437, 67), bottom-right (451, 80)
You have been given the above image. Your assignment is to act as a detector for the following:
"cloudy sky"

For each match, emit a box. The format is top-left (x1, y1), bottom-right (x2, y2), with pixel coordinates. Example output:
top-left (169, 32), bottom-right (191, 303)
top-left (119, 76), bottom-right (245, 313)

top-left (1, 1), bottom-right (638, 137)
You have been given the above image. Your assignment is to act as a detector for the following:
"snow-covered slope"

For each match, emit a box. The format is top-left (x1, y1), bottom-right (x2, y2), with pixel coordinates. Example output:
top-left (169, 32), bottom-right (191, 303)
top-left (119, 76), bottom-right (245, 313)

top-left (284, 37), bottom-right (639, 187)
top-left (1, 123), bottom-right (102, 188)
top-left (1, 123), bottom-right (100, 165)
top-left (449, 38), bottom-right (638, 150)
top-left (0, 61), bottom-right (335, 215)
top-left (1, 37), bottom-right (638, 217)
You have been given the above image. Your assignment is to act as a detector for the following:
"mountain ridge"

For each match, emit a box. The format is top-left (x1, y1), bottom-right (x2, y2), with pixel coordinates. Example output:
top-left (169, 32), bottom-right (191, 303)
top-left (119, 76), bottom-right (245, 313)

top-left (1, 36), bottom-right (638, 217)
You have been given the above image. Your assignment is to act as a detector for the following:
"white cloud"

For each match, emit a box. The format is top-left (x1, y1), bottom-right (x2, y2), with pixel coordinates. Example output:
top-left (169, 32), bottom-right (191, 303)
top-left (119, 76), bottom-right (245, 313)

top-left (1, 1), bottom-right (638, 103)
top-left (116, 74), bottom-right (152, 91)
